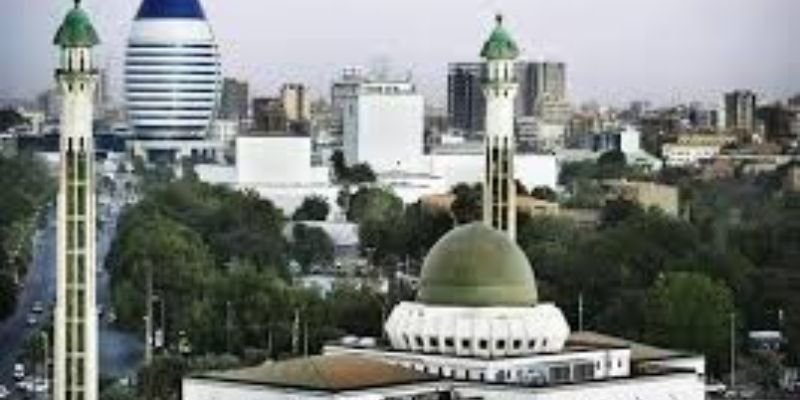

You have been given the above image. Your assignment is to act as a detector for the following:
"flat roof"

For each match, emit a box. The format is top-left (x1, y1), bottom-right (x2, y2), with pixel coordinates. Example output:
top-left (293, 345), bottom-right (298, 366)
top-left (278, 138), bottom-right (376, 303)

top-left (193, 354), bottom-right (438, 392)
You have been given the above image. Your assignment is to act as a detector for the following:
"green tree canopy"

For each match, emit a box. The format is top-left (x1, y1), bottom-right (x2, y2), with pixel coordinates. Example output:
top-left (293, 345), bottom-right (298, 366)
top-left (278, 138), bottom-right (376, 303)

top-left (645, 272), bottom-right (734, 374)
top-left (292, 196), bottom-right (330, 221)
top-left (290, 223), bottom-right (335, 272)
top-left (450, 183), bottom-right (482, 224)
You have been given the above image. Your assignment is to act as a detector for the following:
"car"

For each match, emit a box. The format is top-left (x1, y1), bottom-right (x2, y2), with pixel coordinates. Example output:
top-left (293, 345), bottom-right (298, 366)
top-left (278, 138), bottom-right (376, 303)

top-left (26, 314), bottom-right (37, 326)
top-left (0, 385), bottom-right (9, 399)
top-left (13, 363), bottom-right (25, 380)
top-left (31, 301), bottom-right (44, 314)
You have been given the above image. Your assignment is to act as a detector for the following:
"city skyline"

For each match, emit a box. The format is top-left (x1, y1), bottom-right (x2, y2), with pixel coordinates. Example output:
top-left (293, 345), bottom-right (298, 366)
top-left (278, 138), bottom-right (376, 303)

top-left (1, 0), bottom-right (798, 106)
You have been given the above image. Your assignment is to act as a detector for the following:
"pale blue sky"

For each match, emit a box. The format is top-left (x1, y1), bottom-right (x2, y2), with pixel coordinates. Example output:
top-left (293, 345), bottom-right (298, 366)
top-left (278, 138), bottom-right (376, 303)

top-left (1, 0), bottom-right (798, 106)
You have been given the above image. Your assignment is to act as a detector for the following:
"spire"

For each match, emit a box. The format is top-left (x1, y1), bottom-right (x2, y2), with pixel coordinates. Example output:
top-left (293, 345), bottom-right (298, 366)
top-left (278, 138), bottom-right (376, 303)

top-left (54, 0), bottom-right (100, 47)
top-left (480, 14), bottom-right (520, 61)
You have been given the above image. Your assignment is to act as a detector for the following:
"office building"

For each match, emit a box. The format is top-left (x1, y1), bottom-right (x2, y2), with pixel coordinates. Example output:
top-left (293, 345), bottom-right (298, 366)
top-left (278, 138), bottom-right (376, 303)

top-left (448, 61), bottom-right (569, 143)
top-left (341, 81), bottom-right (425, 172)
top-left (481, 15), bottom-right (519, 239)
top-left (252, 97), bottom-right (287, 133)
top-left (218, 78), bottom-right (249, 121)
top-left (448, 63), bottom-right (486, 134)
top-left (281, 83), bottom-right (311, 123)
top-left (53, 3), bottom-right (101, 399)
top-left (125, 0), bottom-right (222, 141)
top-left (724, 90), bottom-right (757, 133)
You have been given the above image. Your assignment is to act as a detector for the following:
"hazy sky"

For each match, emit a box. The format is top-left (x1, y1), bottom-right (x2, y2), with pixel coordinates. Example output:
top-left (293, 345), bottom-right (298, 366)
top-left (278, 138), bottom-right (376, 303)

top-left (1, 0), bottom-right (798, 106)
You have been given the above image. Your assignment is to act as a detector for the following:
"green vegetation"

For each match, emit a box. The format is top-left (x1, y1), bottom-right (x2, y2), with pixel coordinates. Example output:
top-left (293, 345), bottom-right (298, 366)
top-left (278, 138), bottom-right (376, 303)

top-left (0, 108), bottom-right (27, 132)
top-left (292, 195), bottom-right (330, 221)
top-left (290, 223), bottom-right (334, 273)
top-left (107, 180), bottom-right (386, 363)
top-left (0, 153), bottom-right (54, 320)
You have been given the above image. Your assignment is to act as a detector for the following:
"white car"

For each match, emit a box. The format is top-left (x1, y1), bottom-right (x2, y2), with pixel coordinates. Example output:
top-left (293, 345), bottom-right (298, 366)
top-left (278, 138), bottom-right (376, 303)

top-left (13, 363), bottom-right (24, 380)
top-left (0, 385), bottom-right (10, 399)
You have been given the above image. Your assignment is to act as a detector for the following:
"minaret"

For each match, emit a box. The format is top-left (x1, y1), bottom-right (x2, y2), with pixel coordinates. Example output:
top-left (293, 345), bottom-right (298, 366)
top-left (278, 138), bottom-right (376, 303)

top-left (53, 1), bottom-right (100, 400)
top-left (481, 15), bottom-right (520, 239)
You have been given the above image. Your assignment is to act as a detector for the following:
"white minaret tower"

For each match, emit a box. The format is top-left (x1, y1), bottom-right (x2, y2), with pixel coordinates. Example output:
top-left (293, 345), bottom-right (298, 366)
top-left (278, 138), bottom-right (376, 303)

top-left (481, 15), bottom-right (520, 239)
top-left (53, 1), bottom-right (100, 399)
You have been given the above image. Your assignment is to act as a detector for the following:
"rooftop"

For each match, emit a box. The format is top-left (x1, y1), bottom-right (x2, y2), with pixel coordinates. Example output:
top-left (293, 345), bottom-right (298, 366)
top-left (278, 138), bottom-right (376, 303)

top-left (135, 0), bottom-right (206, 20)
top-left (195, 354), bottom-right (437, 392)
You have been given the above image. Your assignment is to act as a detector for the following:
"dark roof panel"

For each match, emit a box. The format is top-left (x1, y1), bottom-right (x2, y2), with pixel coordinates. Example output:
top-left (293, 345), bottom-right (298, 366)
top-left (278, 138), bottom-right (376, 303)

top-left (135, 0), bottom-right (206, 19)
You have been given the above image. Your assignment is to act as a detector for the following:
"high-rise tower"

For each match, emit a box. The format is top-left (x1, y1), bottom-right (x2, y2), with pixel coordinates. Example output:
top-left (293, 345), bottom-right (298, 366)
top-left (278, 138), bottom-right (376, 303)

top-left (53, 1), bottom-right (100, 400)
top-left (481, 15), bottom-right (520, 239)
top-left (125, 0), bottom-right (222, 141)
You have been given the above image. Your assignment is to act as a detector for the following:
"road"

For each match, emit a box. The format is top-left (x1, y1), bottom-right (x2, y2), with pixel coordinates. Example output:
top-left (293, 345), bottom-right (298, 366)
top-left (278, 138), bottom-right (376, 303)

top-left (0, 193), bottom-right (144, 393)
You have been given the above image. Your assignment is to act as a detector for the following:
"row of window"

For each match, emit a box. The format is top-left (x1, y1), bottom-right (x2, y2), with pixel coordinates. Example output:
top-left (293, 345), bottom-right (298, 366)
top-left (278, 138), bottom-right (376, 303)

top-left (127, 51), bottom-right (216, 58)
top-left (407, 335), bottom-right (551, 352)
top-left (126, 69), bottom-right (218, 76)
top-left (127, 61), bottom-right (219, 67)
top-left (126, 79), bottom-right (218, 85)
top-left (129, 44), bottom-right (214, 49)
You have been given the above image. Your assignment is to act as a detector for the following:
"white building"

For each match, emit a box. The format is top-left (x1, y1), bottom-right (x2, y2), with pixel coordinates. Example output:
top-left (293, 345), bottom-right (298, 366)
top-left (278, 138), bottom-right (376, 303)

top-left (662, 143), bottom-right (722, 167)
top-left (342, 81), bottom-right (425, 173)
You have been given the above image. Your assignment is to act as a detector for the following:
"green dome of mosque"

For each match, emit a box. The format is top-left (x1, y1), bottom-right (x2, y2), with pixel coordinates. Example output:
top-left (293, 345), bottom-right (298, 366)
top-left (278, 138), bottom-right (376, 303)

top-left (480, 15), bottom-right (520, 60)
top-left (54, 6), bottom-right (100, 48)
top-left (417, 223), bottom-right (538, 307)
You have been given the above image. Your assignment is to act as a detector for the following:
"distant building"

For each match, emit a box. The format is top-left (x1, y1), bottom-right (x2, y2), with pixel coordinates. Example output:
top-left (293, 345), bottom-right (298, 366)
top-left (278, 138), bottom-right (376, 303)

top-left (252, 97), bottom-right (287, 133)
top-left (447, 63), bottom-right (485, 134)
top-left (603, 180), bottom-right (680, 217)
top-left (662, 134), bottom-right (735, 168)
top-left (330, 67), bottom-right (369, 135)
top-left (448, 61), bottom-right (569, 139)
top-left (218, 78), bottom-right (249, 121)
top-left (342, 80), bottom-right (425, 172)
top-left (281, 83), bottom-right (311, 124)
top-left (785, 163), bottom-right (800, 192)
top-left (724, 90), bottom-right (757, 133)
top-left (758, 103), bottom-right (798, 143)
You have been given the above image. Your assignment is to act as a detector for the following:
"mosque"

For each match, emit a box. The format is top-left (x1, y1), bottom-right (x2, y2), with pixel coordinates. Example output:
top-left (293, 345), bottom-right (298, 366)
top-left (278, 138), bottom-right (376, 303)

top-left (181, 16), bottom-right (707, 400)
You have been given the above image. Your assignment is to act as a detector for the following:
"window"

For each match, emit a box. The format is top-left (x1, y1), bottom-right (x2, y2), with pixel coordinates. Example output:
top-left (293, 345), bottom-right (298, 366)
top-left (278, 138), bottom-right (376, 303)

top-left (512, 339), bottom-right (522, 350)
top-left (415, 336), bottom-right (424, 347)
top-left (461, 339), bottom-right (471, 349)
top-left (429, 337), bottom-right (439, 348)
top-left (479, 339), bottom-right (488, 350)
top-left (529, 339), bottom-right (537, 349)
top-left (444, 338), bottom-right (454, 348)
top-left (496, 339), bottom-right (506, 350)
top-left (550, 365), bottom-right (571, 383)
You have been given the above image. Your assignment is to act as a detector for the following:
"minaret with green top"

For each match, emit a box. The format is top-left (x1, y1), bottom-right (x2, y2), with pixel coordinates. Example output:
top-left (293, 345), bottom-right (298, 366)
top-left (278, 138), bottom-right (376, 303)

top-left (53, 1), bottom-right (100, 399)
top-left (481, 14), bottom-right (520, 239)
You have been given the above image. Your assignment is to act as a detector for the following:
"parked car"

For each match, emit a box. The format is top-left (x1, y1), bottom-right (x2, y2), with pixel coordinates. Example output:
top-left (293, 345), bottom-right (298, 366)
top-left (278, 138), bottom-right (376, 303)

top-left (0, 384), bottom-right (10, 399)
top-left (13, 363), bottom-right (25, 380)
top-left (32, 301), bottom-right (44, 314)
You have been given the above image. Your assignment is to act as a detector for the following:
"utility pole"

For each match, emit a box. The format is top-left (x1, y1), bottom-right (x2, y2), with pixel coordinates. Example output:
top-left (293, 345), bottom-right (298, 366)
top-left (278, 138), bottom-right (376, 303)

top-left (144, 264), bottom-right (153, 365)
top-left (578, 293), bottom-right (584, 332)
top-left (303, 319), bottom-right (309, 357)
top-left (730, 312), bottom-right (736, 391)
top-left (41, 331), bottom-right (49, 400)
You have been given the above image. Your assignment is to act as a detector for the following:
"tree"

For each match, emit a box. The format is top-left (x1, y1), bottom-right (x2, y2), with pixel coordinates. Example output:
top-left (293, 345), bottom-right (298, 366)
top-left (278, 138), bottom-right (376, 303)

top-left (347, 187), bottom-right (403, 223)
top-left (597, 150), bottom-right (628, 179)
top-left (530, 185), bottom-right (558, 202)
top-left (0, 274), bottom-right (16, 320)
top-left (600, 198), bottom-right (643, 228)
top-left (450, 183), bottom-right (482, 224)
top-left (0, 108), bottom-right (27, 132)
top-left (401, 202), bottom-right (454, 264)
top-left (291, 224), bottom-right (335, 272)
top-left (292, 196), bottom-right (330, 221)
top-left (330, 150), bottom-right (348, 183)
top-left (327, 283), bottom-right (384, 337)
top-left (645, 272), bottom-right (734, 374)
top-left (348, 163), bottom-right (376, 184)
